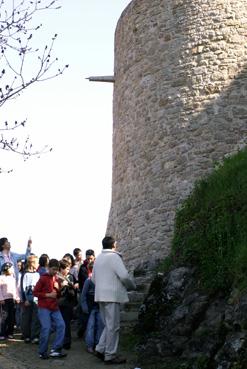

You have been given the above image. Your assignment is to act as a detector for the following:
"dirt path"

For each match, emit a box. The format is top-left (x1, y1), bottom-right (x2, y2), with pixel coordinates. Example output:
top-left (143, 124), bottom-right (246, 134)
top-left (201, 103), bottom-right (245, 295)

top-left (0, 327), bottom-right (137, 369)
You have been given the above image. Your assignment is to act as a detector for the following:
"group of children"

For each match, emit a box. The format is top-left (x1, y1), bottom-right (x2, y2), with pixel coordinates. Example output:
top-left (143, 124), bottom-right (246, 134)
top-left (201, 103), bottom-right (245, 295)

top-left (0, 240), bottom-right (104, 360)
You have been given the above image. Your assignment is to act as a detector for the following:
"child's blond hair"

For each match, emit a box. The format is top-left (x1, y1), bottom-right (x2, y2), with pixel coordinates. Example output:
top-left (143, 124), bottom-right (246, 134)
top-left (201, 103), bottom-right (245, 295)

top-left (26, 255), bottom-right (39, 271)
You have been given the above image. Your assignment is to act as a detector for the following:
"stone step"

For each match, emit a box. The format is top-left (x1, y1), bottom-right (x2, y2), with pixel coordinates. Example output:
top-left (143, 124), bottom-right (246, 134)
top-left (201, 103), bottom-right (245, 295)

top-left (128, 291), bottom-right (146, 302)
top-left (134, 274), bottom-right (154, 287)
top-left (120, 272), bottom-right (155, 328)
top-left (135, 281), bottom-right (152, 293)
top-left (120, 310), bottom-right (139, 322)
top-left (134, 275), bottom-right (154, 290)
top-left (120, 320), bottom-right (137, 333)
top-left (121, 302), bottom-right (141, 313)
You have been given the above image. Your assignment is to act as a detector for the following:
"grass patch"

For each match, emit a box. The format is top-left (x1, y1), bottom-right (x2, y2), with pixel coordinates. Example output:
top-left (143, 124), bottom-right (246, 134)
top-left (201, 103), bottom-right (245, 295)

top-left (169, 148), bottom-right (247, 292)
top-left (120, 331), bottom-right (139, 351)
top-left (156, 255), bottom-right (174, 273)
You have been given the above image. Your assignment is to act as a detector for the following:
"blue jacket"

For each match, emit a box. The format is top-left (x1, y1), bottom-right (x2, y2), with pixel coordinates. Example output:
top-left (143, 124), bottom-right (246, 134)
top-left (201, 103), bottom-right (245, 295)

top-left (80, 277), bottom-right (99, 314)
top-left (0, 247), bottom-right (31, 282)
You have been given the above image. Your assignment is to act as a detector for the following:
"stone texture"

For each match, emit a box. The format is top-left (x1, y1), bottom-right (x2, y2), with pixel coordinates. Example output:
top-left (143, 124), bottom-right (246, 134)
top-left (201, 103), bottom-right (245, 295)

top-left (107, 0), bottom-right (247, 269)
top-left (136, 267), bottom-right (247, 369)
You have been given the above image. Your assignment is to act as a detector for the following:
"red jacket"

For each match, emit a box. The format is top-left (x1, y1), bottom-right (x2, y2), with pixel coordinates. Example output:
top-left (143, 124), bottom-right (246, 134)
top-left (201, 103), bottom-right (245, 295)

top-left (33, 273), bottom-right (61, 311)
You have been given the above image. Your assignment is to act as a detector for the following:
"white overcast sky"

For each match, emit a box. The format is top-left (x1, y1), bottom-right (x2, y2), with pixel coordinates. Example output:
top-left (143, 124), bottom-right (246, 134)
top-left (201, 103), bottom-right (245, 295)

top-left (1, 0), bottom-right (131, 258)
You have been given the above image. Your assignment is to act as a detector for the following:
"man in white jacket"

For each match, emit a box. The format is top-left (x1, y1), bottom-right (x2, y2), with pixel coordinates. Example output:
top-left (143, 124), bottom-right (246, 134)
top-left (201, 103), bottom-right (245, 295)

top-left (92, 236), bottom-right (136, 365)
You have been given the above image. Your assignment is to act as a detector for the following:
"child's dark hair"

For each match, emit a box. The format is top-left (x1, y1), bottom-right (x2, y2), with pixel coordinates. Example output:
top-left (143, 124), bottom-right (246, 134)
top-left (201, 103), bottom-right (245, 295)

top-left (1, 262), bottom-right (13, 274)
top-left (59, 259), bottom-right (71, 270)
top-left (39, 254), bottom-right (49, 267)
top-left (86, 249), bottom-right (95, 257)
top-left (48, 259), bottom-right (59, 269)
top-left (102, 236), bottom-right (115, 249)
top-left (63, 253), bottom-right (75, 267)
top-left (73, 248), bottom-right (81, 257)
top-left (17, 259), bottom-right (26, 273)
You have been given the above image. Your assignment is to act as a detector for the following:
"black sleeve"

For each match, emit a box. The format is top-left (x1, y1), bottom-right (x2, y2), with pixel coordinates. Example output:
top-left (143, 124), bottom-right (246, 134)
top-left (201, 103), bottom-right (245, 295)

top-left (78, 265), bottom-right (88, 291)
top-left (20, 272), bottom-right (26, 302)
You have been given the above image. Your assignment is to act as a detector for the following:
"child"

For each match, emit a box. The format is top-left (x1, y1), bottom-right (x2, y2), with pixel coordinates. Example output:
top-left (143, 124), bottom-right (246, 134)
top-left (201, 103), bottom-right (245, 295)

top-left (58, 258), bottom-right (77, 349)
top-left (81, 261), bottom-right (104, 353)
top-left (21, 255), bottom-right (40, 343)
top-left (0, 262), bottom-right (20, 340)
top-left (15, 259), bottom-right (25, 331)
top-left (77, 249), bottom-right (95, 338)
top-left (33, 259), bottom-right (66, 359)
top-left (37, 254), bottom-right (49, 276)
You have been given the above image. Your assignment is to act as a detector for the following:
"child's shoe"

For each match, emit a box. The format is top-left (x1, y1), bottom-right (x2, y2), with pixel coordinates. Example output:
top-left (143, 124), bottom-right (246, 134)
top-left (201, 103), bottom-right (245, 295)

top-left (104, 355), bottom-right (127, 365)
top-left (39, 353), bottom-right (49, 360)
top-left (31, 338), bottom-right (39, 344)
top-left (49, 349), bottom-right (67, 358)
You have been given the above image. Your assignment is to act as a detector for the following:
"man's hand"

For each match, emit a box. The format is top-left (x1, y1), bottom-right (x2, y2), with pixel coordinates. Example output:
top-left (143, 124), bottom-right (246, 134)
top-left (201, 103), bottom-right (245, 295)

top-left (61, 280), bottom-right (68, 287)
top-left (24, 300), bottom-right (30, 306)
top-left (46, 292), bottom-right (57, 299)
top-left (27, 238), bottom-right (32, 249)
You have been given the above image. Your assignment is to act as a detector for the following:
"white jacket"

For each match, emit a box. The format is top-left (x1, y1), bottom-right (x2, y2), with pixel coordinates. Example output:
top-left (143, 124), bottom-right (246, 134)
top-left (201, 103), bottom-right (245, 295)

top-left (92, 249), bottom-right (136, 303)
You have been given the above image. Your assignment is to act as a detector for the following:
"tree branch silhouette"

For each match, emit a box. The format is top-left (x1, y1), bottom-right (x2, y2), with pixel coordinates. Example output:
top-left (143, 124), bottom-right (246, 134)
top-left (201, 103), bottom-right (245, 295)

top-left (0, 0), bottom-right (68, 171)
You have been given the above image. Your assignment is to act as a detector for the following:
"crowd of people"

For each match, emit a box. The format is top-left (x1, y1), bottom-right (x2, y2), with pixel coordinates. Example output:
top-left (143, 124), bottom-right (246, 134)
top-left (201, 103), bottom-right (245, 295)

top-left (0, 235), bottom-right (136, 364)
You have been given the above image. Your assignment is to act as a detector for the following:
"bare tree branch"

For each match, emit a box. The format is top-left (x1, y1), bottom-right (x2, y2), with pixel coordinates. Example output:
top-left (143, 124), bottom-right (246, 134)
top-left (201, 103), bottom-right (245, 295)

top-left (0, 0), bottom-right (68, 170)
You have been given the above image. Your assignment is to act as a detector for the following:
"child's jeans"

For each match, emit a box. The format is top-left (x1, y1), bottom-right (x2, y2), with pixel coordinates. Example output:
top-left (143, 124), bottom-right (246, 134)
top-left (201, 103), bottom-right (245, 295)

top-left (15, 302), bottom-right (21, 330)
top-left (60, 305), bottom-right (73, 347)
top-left (0, 299), bottom-right (15, 337)
top-left (38, 307), bottom-right (65, 355)
top-left (85, 308), bottom-right (104, 349)
top-left (21, 302), bottom-right (40, 340)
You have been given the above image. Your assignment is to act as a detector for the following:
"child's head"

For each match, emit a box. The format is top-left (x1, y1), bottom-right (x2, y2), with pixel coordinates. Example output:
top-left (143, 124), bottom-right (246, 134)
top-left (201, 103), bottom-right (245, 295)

top-left (17, 259), bottom-right (25, 272)
top-left (73, 248), bottom-right (82, 262)
top-left (39, 254), bottom-right (49, 268)
top-left (48, 259), bottom-right (59, 276)
top-left (62, 253), bottom-right (75, 267)
top-left (1, 262), bottom-right (14, 276)
top-left (59, 258), bottom-right (71, 276)
top-left (85, 249), bottom-right (95, 264)
top-left (26, 255), bottom-right (39, 271)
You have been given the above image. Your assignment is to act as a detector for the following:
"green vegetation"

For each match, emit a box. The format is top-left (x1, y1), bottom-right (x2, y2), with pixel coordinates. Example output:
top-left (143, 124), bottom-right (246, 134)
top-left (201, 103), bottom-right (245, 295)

top-left (170, 148), bottom-right (247, 292)
top-left (120, 331), bottom-right (139, 352)
top-left (119, 331), bottom-right (139, 366)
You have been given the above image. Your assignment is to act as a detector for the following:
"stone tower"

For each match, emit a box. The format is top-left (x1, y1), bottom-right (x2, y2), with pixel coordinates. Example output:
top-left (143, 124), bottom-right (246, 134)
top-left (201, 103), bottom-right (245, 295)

top-left (107, 0), bottom-right (247, 269)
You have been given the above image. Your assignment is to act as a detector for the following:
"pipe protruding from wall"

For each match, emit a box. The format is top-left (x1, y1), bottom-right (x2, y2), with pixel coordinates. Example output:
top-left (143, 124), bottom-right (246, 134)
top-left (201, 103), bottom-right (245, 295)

top-left (86, 76), bottom-right (115, 83)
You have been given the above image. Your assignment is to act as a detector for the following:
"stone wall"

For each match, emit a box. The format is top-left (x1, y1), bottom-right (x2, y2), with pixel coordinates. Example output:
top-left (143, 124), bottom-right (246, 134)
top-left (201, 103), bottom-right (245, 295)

top-left (107, 0), bottom-right (247, 268)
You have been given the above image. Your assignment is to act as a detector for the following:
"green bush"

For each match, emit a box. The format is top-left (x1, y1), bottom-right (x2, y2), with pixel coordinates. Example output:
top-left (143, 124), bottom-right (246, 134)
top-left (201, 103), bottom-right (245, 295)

top-left (171, 148), bottom-right (247, 292)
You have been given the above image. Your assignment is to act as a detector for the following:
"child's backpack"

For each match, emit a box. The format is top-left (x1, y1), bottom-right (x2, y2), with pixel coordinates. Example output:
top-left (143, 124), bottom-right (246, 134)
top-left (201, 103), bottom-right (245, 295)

top-left (25, 285), bottom-right (34, 302)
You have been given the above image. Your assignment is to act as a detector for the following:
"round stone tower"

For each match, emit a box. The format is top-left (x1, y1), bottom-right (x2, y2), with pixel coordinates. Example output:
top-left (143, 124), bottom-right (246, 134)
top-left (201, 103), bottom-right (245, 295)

top-left (107, 0), bottom-right (247, 269)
